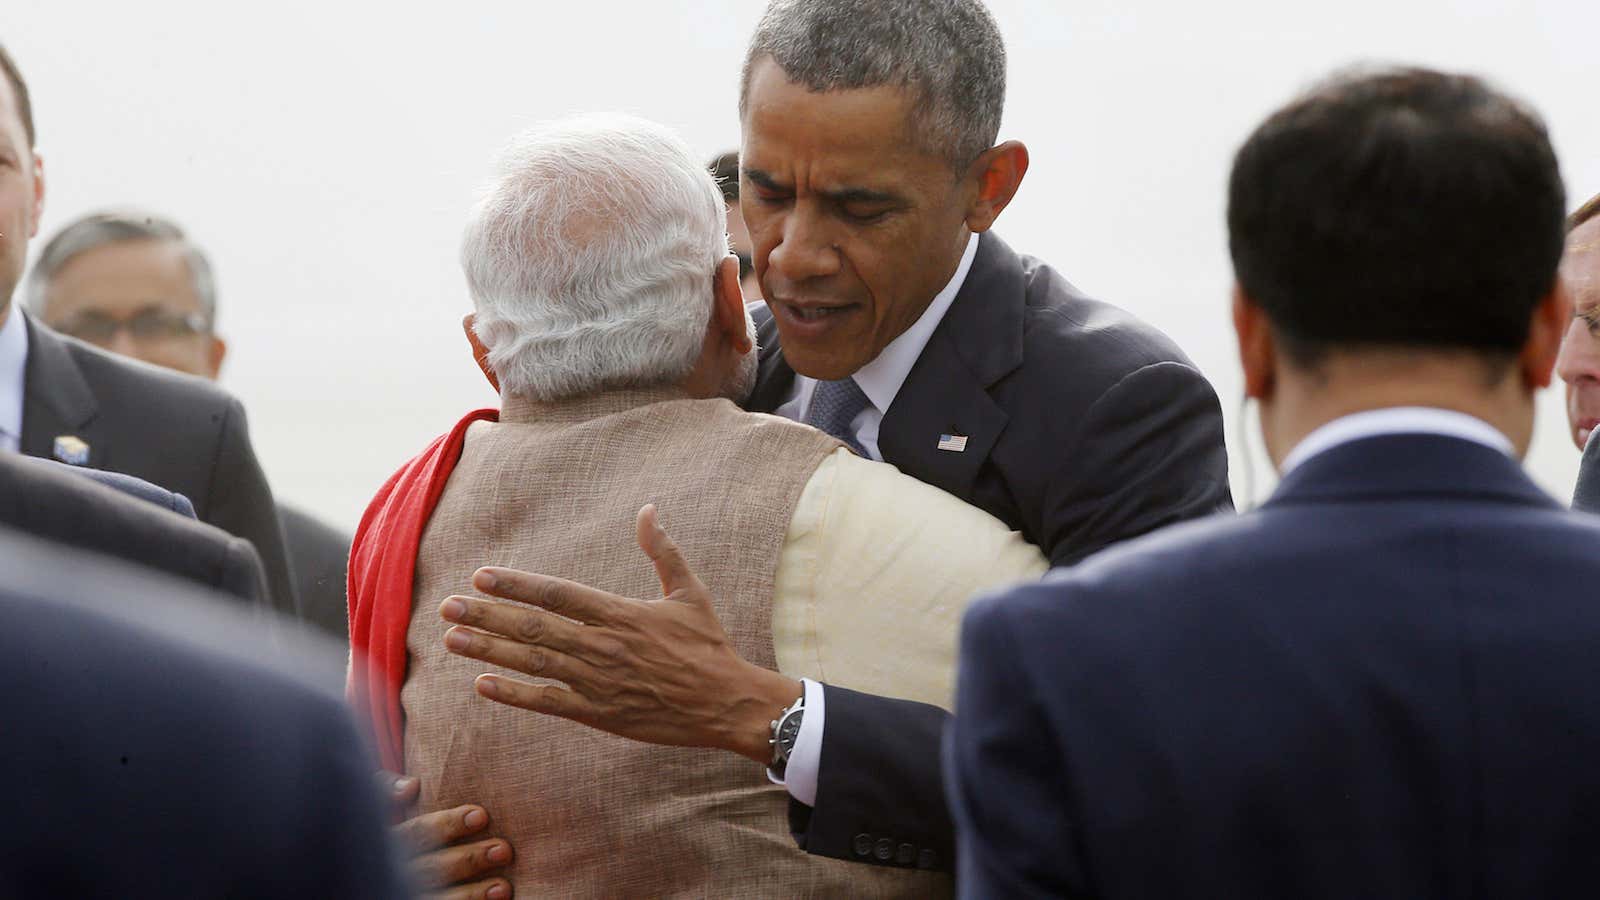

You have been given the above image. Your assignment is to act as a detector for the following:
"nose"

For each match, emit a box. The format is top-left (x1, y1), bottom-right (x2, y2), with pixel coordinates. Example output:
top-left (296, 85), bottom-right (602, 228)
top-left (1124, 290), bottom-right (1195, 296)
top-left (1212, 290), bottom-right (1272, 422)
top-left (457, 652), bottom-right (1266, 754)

top-left (107, 329), bottom-right (141, 360)
top-left (1556, 319), bottom-right (1600, 386)
top-left (766, 206), bottom-right (841, 284)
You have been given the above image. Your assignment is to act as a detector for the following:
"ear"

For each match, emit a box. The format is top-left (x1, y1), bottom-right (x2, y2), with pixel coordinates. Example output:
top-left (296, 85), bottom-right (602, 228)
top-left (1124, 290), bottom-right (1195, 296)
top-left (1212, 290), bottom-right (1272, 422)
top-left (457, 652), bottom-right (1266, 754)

top-left (1233, 286), bottom-right (1277, 400)
top-left (206, 335), bottom-right (228, 380)
top-left (711, 255), bottom-right (752, 354)
top-left (462, 313), bottom-right (500, 393)
top-left (963, 140), bottom-right (1029, 234)
top-left (28, 150), bottom-right (44, 237)
top-left (1521, 279), bottom-right (1570, 390)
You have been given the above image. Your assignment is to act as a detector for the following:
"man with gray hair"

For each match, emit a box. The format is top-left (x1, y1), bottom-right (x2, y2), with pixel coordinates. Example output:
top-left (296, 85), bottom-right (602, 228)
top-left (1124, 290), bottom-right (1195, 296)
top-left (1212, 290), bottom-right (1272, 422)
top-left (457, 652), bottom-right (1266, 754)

top-left (28, 210), bottom-right (353, 638)
top-left (0, 43), bottom-right (295, 616)
top-left (348, 112), bottom-right (1046, 896)
top-left (456, 0), bottom-right (1233, 876)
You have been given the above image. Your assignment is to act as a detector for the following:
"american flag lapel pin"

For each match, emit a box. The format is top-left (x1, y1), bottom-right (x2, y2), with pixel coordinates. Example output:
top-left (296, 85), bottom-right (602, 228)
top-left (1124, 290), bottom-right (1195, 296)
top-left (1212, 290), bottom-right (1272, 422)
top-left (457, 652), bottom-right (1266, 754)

top-left (937, 432), bottom-right (969, 453)
top-left (53, 435), bottom-right (91, 466)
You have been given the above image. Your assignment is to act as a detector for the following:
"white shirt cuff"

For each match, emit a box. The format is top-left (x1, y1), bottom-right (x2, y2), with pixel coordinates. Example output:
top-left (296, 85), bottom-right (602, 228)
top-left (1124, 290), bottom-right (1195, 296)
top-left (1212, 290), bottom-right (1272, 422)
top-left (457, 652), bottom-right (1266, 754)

top-left (766, 677), bottom-right (824, 807)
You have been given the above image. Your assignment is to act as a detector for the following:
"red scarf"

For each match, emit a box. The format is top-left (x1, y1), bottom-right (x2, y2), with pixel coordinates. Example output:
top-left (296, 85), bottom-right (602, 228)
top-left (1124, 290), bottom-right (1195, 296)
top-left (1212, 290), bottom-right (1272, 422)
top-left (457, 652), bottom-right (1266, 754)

top-left (347, 408), bottom-right (498, 774)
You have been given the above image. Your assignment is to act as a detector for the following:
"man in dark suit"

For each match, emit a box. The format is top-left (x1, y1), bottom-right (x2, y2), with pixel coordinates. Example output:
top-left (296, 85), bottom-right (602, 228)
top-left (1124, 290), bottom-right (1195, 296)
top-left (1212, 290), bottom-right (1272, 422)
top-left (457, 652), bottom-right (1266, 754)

top-left (446, 0), bottom-right (1232, 875)
top-left (0, 524), bottom-right (408, 897)
top-left (0, 45), bottom-right (296, 615)
top-left (1554, 192), bottom-right (1600, 511)
top-left (0, 451), bottom-right (267, 604)
top-left (739, 0), bottom-right (1226, 868)
top-left (948, 67), bottom-right (1598, 897)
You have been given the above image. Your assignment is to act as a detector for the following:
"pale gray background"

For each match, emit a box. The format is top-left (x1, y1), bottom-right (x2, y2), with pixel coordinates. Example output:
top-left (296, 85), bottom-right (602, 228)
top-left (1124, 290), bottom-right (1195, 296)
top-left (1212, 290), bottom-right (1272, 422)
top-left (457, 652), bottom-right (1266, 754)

top-left (9, 0), bottom-right (1598, 528)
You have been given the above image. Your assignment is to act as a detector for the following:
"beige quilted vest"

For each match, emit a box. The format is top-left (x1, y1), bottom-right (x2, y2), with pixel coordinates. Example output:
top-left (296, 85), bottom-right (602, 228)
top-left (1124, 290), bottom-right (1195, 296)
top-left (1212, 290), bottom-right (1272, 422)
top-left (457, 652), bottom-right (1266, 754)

top-left (401, 388), bottom-right (950, 898)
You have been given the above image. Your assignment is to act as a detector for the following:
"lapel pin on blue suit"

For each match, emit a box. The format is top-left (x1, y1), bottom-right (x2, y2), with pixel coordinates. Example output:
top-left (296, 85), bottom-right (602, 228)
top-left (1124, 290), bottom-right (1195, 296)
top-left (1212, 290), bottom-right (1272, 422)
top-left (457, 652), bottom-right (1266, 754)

top-left (937, 432), bottom-right (969, 453)
top-left (53, 435), bottom-right (91, 466)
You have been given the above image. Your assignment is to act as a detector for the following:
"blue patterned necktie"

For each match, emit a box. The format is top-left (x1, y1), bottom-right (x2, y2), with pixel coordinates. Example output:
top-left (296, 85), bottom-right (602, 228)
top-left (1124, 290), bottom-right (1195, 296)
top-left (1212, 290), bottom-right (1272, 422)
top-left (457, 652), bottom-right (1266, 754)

top-left (804, 378), bottom-right (872, 456)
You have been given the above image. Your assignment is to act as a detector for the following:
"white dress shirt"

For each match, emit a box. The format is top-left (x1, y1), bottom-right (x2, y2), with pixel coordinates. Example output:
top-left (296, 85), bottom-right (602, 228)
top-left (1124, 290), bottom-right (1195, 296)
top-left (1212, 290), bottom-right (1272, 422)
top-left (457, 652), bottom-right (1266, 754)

top-left (766, 232), bottom-right (985, 805)
top-left (1279, 406), bottom-right (1514, 475)
top-left (773, 232), bottom-right (980, 461)
top-left (0, 305), bottom-right (29, 454)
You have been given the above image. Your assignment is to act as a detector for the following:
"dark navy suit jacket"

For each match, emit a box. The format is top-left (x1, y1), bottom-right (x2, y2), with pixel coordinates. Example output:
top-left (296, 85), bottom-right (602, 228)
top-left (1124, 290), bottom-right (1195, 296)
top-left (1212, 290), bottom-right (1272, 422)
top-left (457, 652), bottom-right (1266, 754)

top-left (749, 231), bottom-right (1233, 870)
top-left (0, 525), bottom-right (407, 897)
top-left (948, 433), bottom-right (1600, 898)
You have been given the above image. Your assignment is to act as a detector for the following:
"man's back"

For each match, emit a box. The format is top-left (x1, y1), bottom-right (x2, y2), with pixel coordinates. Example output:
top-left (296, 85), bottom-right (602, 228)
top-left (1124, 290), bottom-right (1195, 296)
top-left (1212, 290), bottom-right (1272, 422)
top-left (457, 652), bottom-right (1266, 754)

top-left (950, 434), bottom-right (1600, 898)
top-left (394, 389), bottom-right (1039, 896)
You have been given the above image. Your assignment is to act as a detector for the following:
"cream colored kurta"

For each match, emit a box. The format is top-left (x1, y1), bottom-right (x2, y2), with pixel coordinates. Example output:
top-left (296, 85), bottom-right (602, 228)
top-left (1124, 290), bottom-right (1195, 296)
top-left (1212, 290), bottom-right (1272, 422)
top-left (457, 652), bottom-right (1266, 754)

top-left (772, 447), bottom-right (1049, 708)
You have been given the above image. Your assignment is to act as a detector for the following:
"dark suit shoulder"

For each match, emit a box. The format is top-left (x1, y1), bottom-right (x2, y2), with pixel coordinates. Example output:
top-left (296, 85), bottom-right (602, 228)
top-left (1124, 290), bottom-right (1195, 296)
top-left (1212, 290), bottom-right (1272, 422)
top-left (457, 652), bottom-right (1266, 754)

top-left (1012, 254), bottom-right (1205, 400)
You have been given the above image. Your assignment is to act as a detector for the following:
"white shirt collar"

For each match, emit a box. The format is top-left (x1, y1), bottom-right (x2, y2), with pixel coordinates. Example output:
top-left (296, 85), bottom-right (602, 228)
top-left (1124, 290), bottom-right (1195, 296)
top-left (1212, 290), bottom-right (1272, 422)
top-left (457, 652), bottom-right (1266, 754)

top-left (0, 303), bottom-right (28, 452)
top-left (1279, 406), bottom-right (1514, 475)
top-left (850, 231), bottom-right (980, 413)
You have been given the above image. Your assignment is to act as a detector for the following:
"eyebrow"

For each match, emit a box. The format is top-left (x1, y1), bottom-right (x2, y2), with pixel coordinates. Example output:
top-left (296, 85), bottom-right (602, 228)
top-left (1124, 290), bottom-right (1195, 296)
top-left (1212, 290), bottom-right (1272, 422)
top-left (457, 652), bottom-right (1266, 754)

top-left (744, 168), bottom-right (905, 207)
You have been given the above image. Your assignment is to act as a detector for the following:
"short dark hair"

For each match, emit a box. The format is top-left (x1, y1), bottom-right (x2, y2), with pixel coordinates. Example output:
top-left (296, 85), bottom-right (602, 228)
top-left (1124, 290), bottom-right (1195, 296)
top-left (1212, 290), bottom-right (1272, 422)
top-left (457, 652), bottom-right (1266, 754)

top-left (1228, 66), bottom-right (1566, 366)
top-left (0, 43), bottom-right (34, 147)
top-left (709, 151), bottom-right (740, 203)
top-left (1569, 192), bottom-right (1600, 233)
top-left (739, 0), bottom-right (1006, 169)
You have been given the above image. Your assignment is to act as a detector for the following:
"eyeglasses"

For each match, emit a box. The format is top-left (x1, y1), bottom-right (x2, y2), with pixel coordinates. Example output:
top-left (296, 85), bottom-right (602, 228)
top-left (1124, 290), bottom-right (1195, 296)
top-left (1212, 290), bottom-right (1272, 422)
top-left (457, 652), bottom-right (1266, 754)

top-left (54, 309), bottom-right (211, 344)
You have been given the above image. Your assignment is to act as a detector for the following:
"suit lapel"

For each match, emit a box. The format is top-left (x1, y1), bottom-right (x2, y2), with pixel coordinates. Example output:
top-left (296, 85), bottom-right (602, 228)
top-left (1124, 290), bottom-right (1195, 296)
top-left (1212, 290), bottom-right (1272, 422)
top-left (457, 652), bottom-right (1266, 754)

top-left (19, 312), bottom-right (101, 466)
top-left (877, 233), bottom-right (1026, 501)
top-left (747, 302), bottom-right (796, 414)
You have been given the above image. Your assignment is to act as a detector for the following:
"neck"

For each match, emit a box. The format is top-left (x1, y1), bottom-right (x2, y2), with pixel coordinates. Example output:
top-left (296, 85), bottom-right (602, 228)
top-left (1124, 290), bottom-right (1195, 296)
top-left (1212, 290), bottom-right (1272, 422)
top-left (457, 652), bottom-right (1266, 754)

top-left (1261, 354), bottom-right (1534, 468)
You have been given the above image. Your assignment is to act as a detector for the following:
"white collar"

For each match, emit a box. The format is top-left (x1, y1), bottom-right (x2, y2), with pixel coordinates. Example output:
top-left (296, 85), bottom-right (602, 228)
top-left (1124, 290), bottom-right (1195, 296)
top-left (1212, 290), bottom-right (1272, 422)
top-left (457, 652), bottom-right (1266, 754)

top-left (850, 231), bottom-right (980, 413)
top-left (1279, 406), bottom-right (1514, 475)
top-left (0, 303), bottom-right (28, 447)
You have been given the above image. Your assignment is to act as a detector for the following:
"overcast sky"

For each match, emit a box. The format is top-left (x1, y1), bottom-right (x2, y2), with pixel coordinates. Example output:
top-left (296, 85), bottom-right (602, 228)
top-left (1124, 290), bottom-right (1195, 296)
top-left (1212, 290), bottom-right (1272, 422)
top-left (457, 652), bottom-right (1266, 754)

top-left (10, 0), bottom-right (1599, 529)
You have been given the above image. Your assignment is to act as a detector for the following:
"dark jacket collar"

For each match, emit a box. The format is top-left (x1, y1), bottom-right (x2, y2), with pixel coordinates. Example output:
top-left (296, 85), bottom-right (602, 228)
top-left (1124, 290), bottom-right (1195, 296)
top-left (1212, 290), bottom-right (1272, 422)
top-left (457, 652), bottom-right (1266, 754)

top-left (19, 310), bottom-right (99, 455)
top-left (1266, 433), bottom-right (1556, 511)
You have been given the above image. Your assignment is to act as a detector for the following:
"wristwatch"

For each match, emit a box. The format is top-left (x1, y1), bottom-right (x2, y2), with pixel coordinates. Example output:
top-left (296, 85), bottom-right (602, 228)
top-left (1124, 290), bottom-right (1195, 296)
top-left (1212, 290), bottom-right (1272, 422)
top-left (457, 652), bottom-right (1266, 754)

top-left (767, 692), bottom-right (806, 779)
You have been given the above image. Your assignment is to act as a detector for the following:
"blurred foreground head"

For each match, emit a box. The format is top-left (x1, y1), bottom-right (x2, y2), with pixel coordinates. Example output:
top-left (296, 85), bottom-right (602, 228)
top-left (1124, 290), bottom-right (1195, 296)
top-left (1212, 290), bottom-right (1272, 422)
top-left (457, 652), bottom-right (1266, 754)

top-left (460, 114), bottom-right (754, 404)
top-left (1228, 66), bottom-right (1568, 464)
top-left (28, 210), bottom-right (227, 379)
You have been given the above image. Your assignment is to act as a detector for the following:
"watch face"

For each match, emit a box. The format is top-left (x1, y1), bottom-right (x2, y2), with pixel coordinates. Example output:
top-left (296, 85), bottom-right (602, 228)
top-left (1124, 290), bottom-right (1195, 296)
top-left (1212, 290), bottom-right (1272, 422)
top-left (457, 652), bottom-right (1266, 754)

top-left (778, 710), bottom-right (804, 752)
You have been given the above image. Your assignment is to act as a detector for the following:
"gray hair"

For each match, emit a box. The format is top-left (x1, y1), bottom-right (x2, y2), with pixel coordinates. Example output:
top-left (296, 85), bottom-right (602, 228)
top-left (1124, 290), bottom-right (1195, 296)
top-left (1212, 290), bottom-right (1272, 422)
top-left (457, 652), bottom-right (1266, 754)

top-left (739, 0), bottom-right (1007, 169)
top-left (26, 210), bottom-right (218, 327)
top-left (461, 114), bottom-right (728, 401)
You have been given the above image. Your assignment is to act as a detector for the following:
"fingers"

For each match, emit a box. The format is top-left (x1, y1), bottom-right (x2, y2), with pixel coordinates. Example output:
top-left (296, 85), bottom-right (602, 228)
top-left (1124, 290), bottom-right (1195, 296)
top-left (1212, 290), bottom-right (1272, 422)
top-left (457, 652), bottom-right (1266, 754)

top-left (381, 772), bottom-right (420, 812)
top-left (411, 837), bottom-right (513, 891)
top-left (394, 804), bottom-right (489, 853)
top-left (429, 879), bottom-right (512, 900)
top-left (472, 566), bottom-right (631, 627)
top-left (442, 625), bottom-right (609, 686)
top-left (439, 595), bottom-right (587, 656)
top-left (476, 674), bottom-right (598, 725)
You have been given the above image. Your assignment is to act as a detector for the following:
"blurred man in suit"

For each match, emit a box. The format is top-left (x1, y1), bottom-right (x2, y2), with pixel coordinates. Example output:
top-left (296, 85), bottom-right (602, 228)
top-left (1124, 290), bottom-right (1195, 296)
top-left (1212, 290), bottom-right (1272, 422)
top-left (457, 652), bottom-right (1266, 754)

top-left (0, 451), bottom-right (266, 604)
top-left (948, 67), bottom-right (1600, 898)
top-left (0, 44), bottom-right (296, 615)
top-left (0, 523), bottom-right (408, 897)
top-left (350, 114), bottom-right (1045, 895)
top-left (26, 209), bottom-right (353, 637)
top-left (1554, 192), bottom-right (1600, 510)
top-left (709, 150), bottom-right (762, 299)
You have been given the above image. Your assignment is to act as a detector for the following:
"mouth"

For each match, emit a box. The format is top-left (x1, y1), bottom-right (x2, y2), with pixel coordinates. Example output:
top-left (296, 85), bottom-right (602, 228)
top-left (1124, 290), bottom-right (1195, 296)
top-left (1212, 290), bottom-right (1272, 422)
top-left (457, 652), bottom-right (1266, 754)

top-left (773, 299), bottom-right (862, 334)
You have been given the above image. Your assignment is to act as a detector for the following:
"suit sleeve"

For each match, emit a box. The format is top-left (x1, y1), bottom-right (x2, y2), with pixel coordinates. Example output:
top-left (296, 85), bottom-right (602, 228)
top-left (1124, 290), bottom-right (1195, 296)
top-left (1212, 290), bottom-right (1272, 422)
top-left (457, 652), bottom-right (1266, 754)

top-left (218, 537), bottom-right (271, 608)
top-left (1043, 361), bottom-right (1231, 567)
top-left (946, 595), bottom-right (1087, 898)
top-left (204, 397), bottom-right (298, 617)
